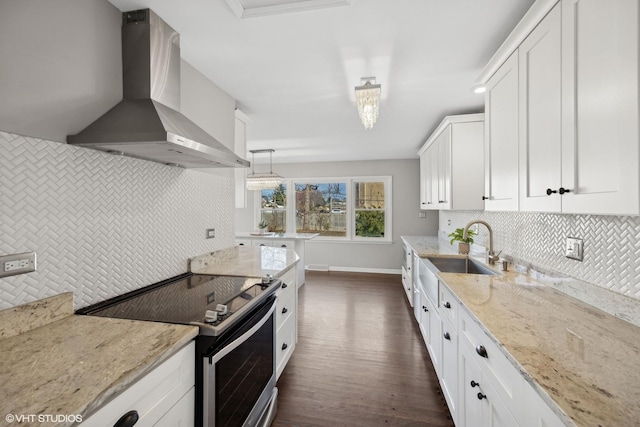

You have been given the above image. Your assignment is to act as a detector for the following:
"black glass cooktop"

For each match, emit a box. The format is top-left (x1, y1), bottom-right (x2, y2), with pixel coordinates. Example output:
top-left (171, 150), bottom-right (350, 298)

top-left (78, 274), bottom-right (279, 335)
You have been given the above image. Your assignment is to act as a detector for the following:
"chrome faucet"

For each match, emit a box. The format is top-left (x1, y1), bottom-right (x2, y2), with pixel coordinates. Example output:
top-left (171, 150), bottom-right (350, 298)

top-left (463, 220), bottom-right (500, 265)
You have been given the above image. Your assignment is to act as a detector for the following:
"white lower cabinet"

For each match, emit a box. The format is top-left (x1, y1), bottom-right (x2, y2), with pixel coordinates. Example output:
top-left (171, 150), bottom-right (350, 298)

top-left (440, 315), bottom-right (458, 425)
top-left (410, 279), bottom-right (567, 426)
top-left (80, 342), bottom-right (195, 427)
top-left (275, 265), bottom-right (297, 379)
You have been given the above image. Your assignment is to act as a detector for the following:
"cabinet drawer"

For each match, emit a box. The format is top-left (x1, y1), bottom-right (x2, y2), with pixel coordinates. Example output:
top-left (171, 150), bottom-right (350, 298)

top-left (276, 286), bottom-right (295, 330)
top-left (277, 266), bottom-right (296, 292)
top-left (235, 238), bottom-right (251, 246)
top-left (80, 342), bottom-right (195, 427)
top-left (274, 239), bottom-right (294, 249)
top-left (459, 309), bottom-right (524, 417)
top-left (439, 284), bottom-right (458, 326)
top-left (251, 239), bottom-right (272, 247)
top-left (276, 318), bottom-right (296, 379)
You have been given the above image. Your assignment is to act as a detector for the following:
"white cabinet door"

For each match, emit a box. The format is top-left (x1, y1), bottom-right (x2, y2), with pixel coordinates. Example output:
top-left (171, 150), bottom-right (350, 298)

top-left (560, 0), bottom-right (639, 215)
top-left (440, 315), bottom-right (458, 425)
top-left (429, 142), bottom-right (440, 209)
top-left (459, 341), bottom-right (484, 427)
top-left (418, 286), bottom-right (431, 348)
top-left (519, 3), bottom-right (562, 212)
top-left (485, 51), bottom-right (519, 211)
top-left (450, 120), bottom-right (485, 210)
top-left (426, 296), bottom-right (442, 378)
top-left (438, 126), bottom-right (452, 209)
top-left (419, 150), bottom-right (428, 209)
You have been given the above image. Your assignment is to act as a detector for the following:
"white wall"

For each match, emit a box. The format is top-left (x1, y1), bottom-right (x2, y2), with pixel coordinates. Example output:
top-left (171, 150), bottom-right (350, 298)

top-left (0, 0), bottom-right (238, 310)
top-left (236, 159), bottom-right (439, 272)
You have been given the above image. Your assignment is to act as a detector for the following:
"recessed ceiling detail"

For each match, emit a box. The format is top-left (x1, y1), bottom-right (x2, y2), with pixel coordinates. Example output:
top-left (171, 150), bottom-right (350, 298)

top-left (225, 0), bottom-right (351, 19)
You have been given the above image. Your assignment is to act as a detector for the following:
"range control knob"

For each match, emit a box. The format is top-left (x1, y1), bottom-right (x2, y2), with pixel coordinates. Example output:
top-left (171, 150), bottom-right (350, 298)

top-left (215, 304), bottom-right (228, 315)
top-left (262, 274), bottom-right (273, 284)
top-left (204, 310), bottom-right (218, 323)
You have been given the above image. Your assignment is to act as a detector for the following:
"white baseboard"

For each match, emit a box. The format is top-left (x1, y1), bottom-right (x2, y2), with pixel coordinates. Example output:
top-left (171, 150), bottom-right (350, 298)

top-left (305, 265), bottom-right (401, 275)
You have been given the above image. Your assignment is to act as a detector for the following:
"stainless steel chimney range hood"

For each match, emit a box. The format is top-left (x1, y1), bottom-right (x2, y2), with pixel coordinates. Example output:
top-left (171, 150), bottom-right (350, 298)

top-left (68, 9), bottom-right (249, 169)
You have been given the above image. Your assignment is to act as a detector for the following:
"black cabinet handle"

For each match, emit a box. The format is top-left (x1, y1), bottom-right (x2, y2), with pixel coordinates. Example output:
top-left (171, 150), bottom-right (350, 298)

top-left (470, 380), bottom-right (480, 388)
top-left (259, 243), bottom-right (266, 246)
top-left (438, 200), bottom-right (445, 203)
top-left (477, 392), bottom-right (487, 400)
top-left (114, 410), bottom-right (139, 427)
top-left (282, 307), bottom-right (288, 314)
top-left (281, 283), bottom-right (288, 289)
top-left (546, 188), bottom-right (558, 195)
top-left (559, 187), bottom-right (571, 195)
top-left (280, 244), bottom-right (287, 248)
top-left (282, 343), bottom-right (288, 350)
top-left (476, 345), bottom-right (488, 358)
top-left (239, 243), bottom-right (245, 246)
top-left (482, 196), bottom-right (489, 200)
top-left (443, 332), bottom-right (451, 340)
top-left (422, 305), bottom-right (428, 312)
top-left (443, 301), bottom-right (451, 309)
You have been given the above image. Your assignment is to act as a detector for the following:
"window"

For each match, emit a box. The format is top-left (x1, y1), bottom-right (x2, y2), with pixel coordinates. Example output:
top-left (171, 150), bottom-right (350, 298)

top-left (354, 180), bottom-right (386, 238)
top-left (259, 184), bottom-right (286, 232)
top-left (255, 176), bottom-right (391, 242)
top-left (295, 182), bottom-right (347, 237)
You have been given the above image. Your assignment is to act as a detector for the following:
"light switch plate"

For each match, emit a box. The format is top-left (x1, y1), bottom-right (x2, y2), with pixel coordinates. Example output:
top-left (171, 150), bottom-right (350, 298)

top-left (565, 237), bottom-right (583, 261)
top-left (206, 228), bottom-right (215, 239)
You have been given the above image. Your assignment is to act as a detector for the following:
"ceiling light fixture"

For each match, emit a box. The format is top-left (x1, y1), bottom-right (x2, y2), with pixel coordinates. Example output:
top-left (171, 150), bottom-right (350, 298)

top-left (355, 77), bottom-right (381, 129)
top-left (246, 149), bottom-right (284, 191)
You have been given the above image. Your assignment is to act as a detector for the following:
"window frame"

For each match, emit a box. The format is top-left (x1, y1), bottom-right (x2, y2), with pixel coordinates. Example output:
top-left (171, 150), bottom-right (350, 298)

top-left (253, 176), bottom-right (392, 243)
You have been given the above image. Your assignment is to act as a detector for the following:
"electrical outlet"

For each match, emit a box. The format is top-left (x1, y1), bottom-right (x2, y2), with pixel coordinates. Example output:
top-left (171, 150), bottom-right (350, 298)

top-left (565, 237), bottom-right (583, 261)
top-left (206, 228), bottom-right (215, 239)
top-left (418, 211), bottom-right (427, 218)
top-left (1, 252), bottom-right (37, 278)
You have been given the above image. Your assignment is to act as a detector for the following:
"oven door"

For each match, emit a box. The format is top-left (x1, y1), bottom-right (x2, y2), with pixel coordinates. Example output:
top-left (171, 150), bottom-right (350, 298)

top-left (202, 295), bottom-right (277, 427)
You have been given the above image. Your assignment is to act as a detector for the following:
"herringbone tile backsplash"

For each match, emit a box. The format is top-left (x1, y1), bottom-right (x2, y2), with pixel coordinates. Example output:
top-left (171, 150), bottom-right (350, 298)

top-left (440, 211), bottom-right (640, 300)
top-left (0, 131), bottom-right (235, 310)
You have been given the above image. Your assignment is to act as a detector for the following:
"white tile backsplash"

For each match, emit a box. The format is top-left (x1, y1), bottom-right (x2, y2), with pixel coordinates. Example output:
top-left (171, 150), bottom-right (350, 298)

top-left (0, 131), bottom-right (235, 310)
top-left (440, 210), bottom-right (640, 300)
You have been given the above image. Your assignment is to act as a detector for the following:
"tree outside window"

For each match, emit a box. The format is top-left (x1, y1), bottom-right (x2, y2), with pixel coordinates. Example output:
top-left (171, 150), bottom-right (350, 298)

top-left (354, 181), bottom-right (385, 238)
top-left (260, 184), bottom-right (286, 232)
top-left (295, 182), bottom-right (347, 237)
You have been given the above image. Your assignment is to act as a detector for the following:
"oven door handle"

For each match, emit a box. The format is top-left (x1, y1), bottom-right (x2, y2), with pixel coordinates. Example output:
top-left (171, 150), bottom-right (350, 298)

top-left (209, 299), bottom-right (276, 365)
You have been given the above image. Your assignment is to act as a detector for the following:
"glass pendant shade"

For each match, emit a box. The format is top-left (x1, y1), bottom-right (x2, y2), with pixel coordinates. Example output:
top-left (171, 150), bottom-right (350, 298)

top-left (355, 77), bottom-right (381, 129)
top-left (246, 149), bottom-right (284, 190)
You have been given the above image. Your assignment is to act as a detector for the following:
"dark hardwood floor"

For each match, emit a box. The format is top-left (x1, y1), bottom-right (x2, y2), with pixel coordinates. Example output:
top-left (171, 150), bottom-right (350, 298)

top-left (273, 271), bottom-right (454, 427)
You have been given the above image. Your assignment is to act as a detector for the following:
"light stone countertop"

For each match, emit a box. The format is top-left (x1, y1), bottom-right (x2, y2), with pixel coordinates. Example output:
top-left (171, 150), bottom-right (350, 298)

top-left (402, 235), bottom-right (640, 427)
top-left (235, 232), bottom-right (319, 240)
top-left (189, 245), bottom-right (299, 278)
top-left (0, 293), bottom-right (198, 427)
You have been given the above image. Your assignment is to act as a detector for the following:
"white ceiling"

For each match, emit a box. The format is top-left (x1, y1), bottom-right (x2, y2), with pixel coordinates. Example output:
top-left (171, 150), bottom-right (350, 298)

top-left (107, 0), bottom-right (535, 164)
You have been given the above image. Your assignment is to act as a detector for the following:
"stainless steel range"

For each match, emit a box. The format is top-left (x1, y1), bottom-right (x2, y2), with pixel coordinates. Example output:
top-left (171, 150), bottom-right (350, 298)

top-left (77, 273), bottom-right (281, 427)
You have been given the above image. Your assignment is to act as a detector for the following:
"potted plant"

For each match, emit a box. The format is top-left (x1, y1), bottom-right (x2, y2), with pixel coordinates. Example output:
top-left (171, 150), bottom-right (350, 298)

top-left (257, 220), bottom-right (268, 234)
top-left (448, 227), bottom-right (476, 254)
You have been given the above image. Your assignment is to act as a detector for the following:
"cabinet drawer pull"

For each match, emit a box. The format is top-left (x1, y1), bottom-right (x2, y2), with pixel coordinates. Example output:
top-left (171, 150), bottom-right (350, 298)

top-left (475, 345), bottom-right (488, 358)
top-left (470, 380), bottom-right (480, 388)
top-left (114, 410), bottom-right (139, 427)
top-left (559, 187), bottom-right (571, 194)
top-left (259, 243), bottom-right (266, 246)
top-left (443, 332), bottom-right (451, 340)
top-left (282, 307), bottom-right (288, 314)
top-left (477, 392), bottom-right (487, 400)
top-left (281, 283), bottom-right (288, 289)
top-left (443, 301), bottom-right (451, 309)
top-left (546, 188), bottom-right (558, 195)
top-left (482, 196), bottom-right (489, 200)
top-left (280, 244), bottom-right (287, 248)
top-left (282, 343), bottom-right (288, 350)
top-left (422, 305), bottom-right (428, 312)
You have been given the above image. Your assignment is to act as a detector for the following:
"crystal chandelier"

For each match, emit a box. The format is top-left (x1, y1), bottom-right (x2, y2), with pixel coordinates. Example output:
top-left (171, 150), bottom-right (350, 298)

top-left (355, 77), bottom-right (381, 129)
top-left (246, 149), bottom-right (284, 191)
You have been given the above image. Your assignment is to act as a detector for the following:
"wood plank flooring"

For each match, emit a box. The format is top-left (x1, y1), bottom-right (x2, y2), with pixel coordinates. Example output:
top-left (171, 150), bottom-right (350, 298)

top-left (273, 271), bottom-right (454, 427)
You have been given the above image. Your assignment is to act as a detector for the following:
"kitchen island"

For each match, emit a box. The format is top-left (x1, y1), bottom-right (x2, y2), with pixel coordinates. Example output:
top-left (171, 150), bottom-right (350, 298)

top-left (402, 236), bottom-right (640, 426)
top-left (235, 232), bottom-right (317, 286)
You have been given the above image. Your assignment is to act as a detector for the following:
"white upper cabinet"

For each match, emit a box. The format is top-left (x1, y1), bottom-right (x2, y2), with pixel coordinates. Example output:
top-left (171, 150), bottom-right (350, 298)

top-left (482, 0), bottom-right (639, 215)
top-left (560, 0), bottom-right (639, 215)
top-left (518, 3), bottom-right (562, 212)
top-left (419, 114), bottom-right (485, 211)
top-left (484, 52), bottom-right (519, 211)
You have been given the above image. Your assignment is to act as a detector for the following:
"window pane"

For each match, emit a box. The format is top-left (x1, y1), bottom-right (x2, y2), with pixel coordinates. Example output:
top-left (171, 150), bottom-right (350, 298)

top-left (295, 183), bottom-right (347, 237)
top-left (355, 182), bottom-right (385, 209)
top-left (355, 210), bottom-right (385, 237)
top-left (260, 185), bottom-right (286, 232)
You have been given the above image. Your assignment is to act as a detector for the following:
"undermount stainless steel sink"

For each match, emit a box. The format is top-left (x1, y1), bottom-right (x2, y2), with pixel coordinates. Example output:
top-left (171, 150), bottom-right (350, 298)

top-left (427, 257), bottom-right (498, 275)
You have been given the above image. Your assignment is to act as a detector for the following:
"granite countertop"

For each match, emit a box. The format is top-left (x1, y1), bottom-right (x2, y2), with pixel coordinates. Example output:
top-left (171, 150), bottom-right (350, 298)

top-left (236, 232), bottom-right (319, 240)
top-left (189, 245), bottom-right (299, 278)
top-left (0, 293), bottom-right (198, 426)
top-left (402, 236), bottom-right (640, 427)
